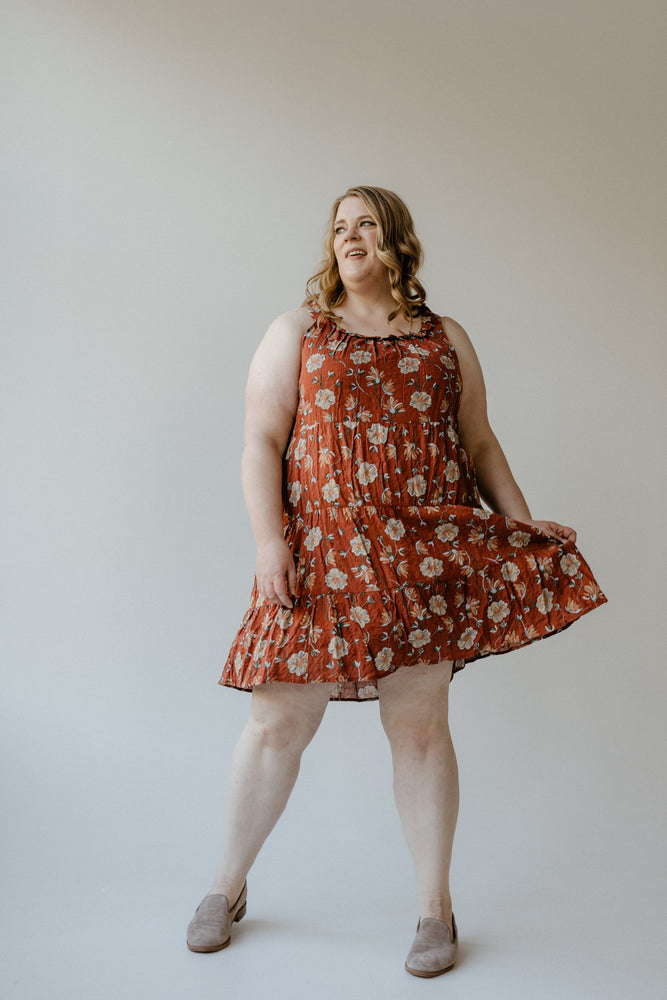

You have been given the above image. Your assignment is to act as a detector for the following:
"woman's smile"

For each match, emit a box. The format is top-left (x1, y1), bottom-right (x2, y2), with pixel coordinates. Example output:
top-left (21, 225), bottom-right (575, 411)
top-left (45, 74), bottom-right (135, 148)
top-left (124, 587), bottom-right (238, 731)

top-left (333, 195), bottom-right (380, 275)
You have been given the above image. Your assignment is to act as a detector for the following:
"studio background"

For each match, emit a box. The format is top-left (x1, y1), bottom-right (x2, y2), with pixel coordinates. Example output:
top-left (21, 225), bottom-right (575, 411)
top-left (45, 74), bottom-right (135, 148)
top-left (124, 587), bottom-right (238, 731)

top-left (2, 2), bottom-right (665, 998)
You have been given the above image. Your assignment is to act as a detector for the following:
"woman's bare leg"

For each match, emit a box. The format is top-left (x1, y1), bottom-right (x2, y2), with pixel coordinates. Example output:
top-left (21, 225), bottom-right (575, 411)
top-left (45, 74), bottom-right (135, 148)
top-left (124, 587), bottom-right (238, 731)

top-left (208, 681), bottom-right (334, 901)
top-left (377, 661), bottom-right (458, 934)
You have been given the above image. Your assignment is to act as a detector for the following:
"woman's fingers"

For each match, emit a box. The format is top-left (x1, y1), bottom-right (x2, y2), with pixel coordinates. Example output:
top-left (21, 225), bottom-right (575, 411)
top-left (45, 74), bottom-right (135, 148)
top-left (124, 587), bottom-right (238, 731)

top-left (525, 518), bottom-right (577, 543)
top-left (547, 520), bottom-right (577, 542)
top-left (258, 573), bottom-right (293, 607)
top-left (273, 571), bottom-right (293, 608)
top-left (256, 539), bottom-right (297, 607)
top-left (286, 558), bottom-right (297, 598)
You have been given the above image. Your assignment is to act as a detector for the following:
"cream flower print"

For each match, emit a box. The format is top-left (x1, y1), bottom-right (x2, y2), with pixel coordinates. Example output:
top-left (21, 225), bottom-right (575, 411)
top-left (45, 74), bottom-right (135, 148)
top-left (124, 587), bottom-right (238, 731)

top-left (469, 525), bottom-right (486, 545)
top-left (457, 627), bottom-right (478, 650)
top-left (305, 353), bottom-right (326, 372)
top-left (560, 553), bottom-right (581, 577)
top-left (352, 564), bottom-right (374, 584)
top-left (304, 526), bottom-right (323, 551)
top-left (219, 303), bottom-right (609, 700)
top-left (429, 594), bottom-right (448, 614)
top-left (409, 628), bottom-right (431, 648)
top-left (367, 423), bottom-right (388, 444)
top-left (445, 460), bottom-right (460, 482)
top-left (350, 534), bottom-right (371, 557)
top-left (501, 560), bottom-right (521, 582)
top-left (349, 606), bottom-right (371, 627)
top-left (407, 474), bottom-right (427, 498)
top-left (325, 568), bottom-right (348, 590)
top-left (321, 480), bottom-right (340, 502)
top-left (287, 651), bottom-right (308, 675)
top-left (488, 600), bottom-right (510, 622)
top-left (410, 390), bottom-right (432, 412)
top-left (436, 523), bottom-right (459, 542)
top-left (419, 556), bottom-right (444, 578)
top-left (315, 388), bottom-right (336, 409)
top-left (464, 596), bottom-right (481, 616)
top-left (252, 639), bottom-right (268, 663)
top-left (536, 588), bottom-right (554, 614)
top-left (288, 482), bottom-right (303, 504)
top-left (356, 462), bottom-right (378, 485)
top-left (385, 518), bottom-right (406, 540)
top-left (365, 366), bottom-right (382, 386)
top-left (350, 349), bottom-right (372, 364)
top-left (328, 636), bottom-right (349, 659)
top-left (375, 648), bottom-right (394, 671)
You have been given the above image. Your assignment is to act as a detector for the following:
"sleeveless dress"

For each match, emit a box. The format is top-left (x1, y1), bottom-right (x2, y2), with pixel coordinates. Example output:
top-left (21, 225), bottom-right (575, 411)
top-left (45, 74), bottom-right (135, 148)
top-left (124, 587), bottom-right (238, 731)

top-left (219, 304), bottom-right (608, 701)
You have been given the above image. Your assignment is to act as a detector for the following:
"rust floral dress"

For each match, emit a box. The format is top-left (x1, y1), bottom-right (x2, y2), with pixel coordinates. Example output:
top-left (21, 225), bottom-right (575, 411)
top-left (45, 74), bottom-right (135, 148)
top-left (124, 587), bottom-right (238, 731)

top-left (220, 304), bottom-right (608, 701)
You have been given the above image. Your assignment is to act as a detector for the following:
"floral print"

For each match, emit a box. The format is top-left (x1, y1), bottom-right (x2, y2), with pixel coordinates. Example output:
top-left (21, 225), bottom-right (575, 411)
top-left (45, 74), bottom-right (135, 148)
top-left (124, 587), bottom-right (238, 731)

top-left (220, 305), bottom-right (608, 701)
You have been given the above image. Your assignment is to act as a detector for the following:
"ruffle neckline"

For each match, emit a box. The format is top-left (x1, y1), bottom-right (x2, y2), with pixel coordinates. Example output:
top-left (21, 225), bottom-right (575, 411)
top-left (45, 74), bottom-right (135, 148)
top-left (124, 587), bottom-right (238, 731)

top-left (310, 302), bottom-right (438, 342)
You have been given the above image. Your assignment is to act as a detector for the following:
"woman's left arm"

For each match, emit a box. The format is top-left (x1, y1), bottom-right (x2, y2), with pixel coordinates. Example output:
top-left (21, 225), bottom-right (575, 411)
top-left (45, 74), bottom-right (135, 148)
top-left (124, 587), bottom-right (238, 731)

top-left (443, 316), bottom-right (577, 544)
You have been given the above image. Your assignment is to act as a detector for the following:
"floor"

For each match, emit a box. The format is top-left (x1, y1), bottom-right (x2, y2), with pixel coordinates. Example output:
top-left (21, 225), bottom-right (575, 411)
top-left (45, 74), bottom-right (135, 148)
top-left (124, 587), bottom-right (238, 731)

top-left (3, 677), bottom-right (665, 1000)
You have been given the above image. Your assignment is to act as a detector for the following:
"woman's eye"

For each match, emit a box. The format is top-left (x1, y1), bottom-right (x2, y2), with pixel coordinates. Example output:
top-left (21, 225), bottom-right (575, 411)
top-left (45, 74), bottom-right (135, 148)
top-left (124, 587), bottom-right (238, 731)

top-left (361, 220), bottom-right (374, 226)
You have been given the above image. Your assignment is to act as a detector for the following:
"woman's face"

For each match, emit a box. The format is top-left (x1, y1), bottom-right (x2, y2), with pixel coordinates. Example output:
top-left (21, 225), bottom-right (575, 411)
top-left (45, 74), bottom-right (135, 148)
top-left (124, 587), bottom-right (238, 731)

top-left (333, 195), bottom-right (386, 288)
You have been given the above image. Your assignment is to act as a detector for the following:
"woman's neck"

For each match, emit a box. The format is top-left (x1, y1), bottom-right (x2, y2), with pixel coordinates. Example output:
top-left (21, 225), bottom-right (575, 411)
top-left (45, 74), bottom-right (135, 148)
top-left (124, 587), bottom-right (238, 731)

top-left (336, 290), bottom-right (418, 337)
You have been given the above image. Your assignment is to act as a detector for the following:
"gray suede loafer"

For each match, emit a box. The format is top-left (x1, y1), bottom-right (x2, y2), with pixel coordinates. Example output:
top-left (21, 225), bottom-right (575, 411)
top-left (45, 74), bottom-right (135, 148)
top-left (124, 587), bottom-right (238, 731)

top-left (186, 881), bottom-right (247, 953)
top-left (405, 913), bottom-right (458, 977)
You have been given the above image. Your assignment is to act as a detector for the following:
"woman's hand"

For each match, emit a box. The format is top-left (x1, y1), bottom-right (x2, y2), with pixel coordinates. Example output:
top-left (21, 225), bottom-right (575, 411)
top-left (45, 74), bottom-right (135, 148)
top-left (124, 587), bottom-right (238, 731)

top-left (255, 537), bottom-right (297, 608)
top-left (524, 519), bottom-right (577, 544)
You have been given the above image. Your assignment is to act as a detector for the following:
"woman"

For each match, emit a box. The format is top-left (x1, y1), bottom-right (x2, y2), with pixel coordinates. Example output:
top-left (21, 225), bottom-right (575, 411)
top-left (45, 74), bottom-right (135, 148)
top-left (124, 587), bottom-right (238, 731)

top-left (186, 186), bottom-right (607, 977)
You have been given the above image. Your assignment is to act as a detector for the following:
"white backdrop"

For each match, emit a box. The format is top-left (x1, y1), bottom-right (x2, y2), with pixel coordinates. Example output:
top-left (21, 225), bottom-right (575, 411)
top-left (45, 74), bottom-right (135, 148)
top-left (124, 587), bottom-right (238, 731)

top-left (2, 2), bottom-right (665, 998)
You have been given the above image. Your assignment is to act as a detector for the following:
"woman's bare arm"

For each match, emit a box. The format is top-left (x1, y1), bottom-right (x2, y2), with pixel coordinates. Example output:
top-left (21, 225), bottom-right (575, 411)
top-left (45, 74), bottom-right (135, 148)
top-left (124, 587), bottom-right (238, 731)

top-left (443, 316), bottom-right (576, 542)
top-left (443, 316), bottom-right (531, 519)
top-left (241, 307), bottom-right (308, 606)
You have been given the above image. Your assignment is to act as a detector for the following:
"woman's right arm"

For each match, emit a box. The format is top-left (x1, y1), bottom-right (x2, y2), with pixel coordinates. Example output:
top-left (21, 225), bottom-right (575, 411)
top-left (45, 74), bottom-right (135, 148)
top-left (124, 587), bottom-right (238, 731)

top-left (241, 307), bottom-right (308, 608)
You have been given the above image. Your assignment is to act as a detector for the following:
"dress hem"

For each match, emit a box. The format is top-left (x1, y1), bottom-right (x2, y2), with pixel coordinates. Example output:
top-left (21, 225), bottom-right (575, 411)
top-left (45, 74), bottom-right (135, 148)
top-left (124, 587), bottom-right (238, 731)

top-left (218, 590), bottom-right (607, 702)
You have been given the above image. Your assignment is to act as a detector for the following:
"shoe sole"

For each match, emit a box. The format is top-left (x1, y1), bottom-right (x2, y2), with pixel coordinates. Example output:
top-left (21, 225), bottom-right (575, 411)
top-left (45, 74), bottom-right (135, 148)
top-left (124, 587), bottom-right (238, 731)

top-left (405, 960), bottom-right (455, 978)
top-left (187, 901), bottom-right (247, 953)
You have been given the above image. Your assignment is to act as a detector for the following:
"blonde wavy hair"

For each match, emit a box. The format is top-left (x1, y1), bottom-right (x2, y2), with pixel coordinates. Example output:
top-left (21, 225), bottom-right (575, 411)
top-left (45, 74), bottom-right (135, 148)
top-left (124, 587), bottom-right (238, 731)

top-left (304, 185), bottom-right (427, 324)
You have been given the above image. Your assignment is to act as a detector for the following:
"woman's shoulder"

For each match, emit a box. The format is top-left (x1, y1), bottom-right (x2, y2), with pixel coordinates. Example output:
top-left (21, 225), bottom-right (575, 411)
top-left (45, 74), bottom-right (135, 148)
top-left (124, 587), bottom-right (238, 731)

top-left (284, 304), bottom-right (314, 326)
top-left (261, 305), bottom-right (313, 344)
top-left (258, 306), bottom-right (312, 349)
top-left (437, 314), bottom-right (477, 354)
top-left (437, 314), bottom-right (467, 338)
top-left (248, 307), bottom-right (309, 387)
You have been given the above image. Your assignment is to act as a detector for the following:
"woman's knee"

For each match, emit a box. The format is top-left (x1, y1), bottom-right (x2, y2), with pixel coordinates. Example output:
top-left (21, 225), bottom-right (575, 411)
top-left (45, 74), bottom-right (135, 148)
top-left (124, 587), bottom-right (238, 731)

top-left (380, 704), bottom-right (451, 755)
top-left (248, 683), bottom-right (331, 753)
top-left (378, 663), bottom-right (453, 748)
